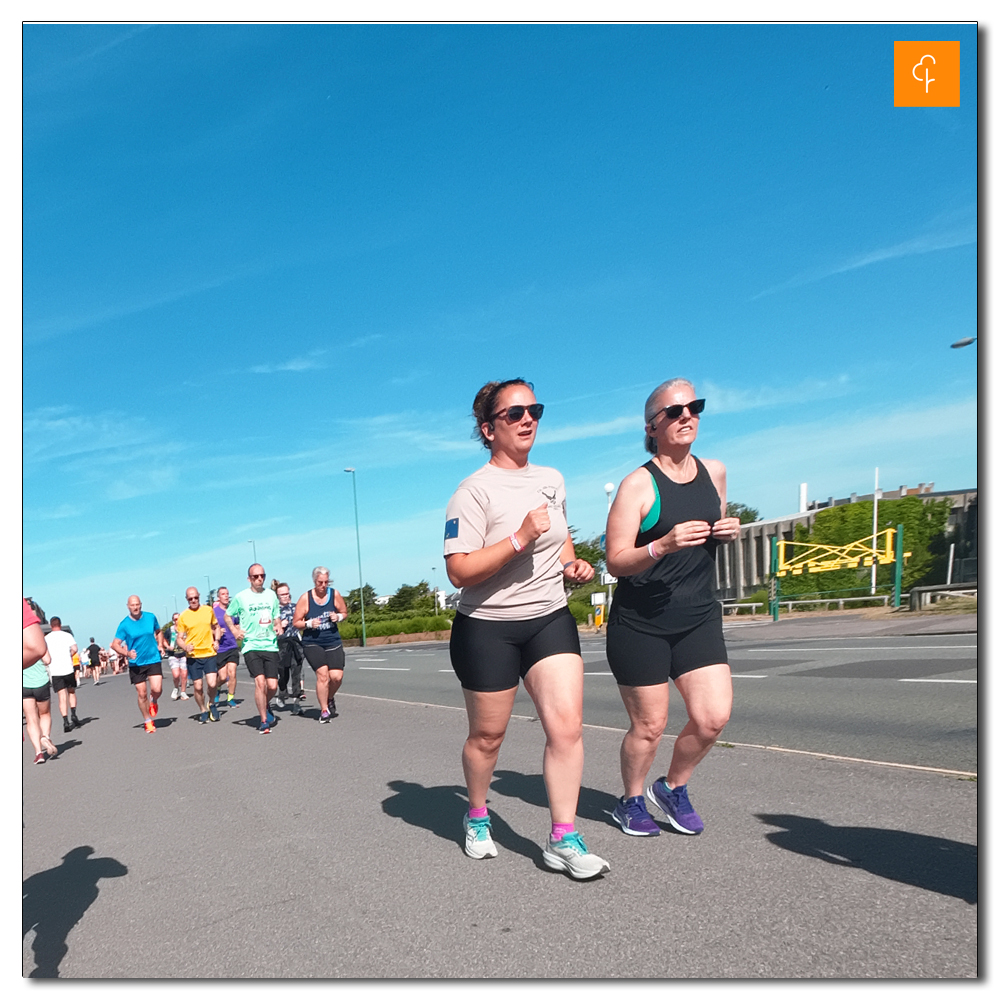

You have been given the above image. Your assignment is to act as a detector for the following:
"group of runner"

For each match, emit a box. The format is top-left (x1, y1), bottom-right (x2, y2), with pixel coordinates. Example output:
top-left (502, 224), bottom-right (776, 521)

top-left (23, 374), bottom-right (737, 885)
top-left (444, 376), bottom-right (738, 880)
top-left (109, 566), bottom-right (349, 734)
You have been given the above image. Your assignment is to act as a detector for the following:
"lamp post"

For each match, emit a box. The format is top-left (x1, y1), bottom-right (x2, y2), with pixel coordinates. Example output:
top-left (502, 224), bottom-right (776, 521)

top-left (344, 468), bottom-right (367, 647)
top-left (205, 575), bottom-right (211, 599)
top-left (248, 539), bottom-right (257, 563)
top-left (871, 468), bottom-right (880, 596)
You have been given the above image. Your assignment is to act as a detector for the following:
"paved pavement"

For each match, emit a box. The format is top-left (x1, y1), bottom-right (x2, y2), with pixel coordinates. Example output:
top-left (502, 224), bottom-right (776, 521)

top-left (22, 614), bottom-right (978, 979)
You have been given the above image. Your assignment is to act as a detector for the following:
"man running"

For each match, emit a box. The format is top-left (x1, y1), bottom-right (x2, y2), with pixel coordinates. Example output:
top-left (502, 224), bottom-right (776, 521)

top-left (213, 586), bottom-right (240, 709)
top-left (275, 581), bottom-right (304, 713)
top-left (44, 617), bottom-right (80, 734)
top-left (226, 564), bottom-right (283, 735)
top-left (177, 587), bottom-right (222, 724)
top-left (87, 638), bottom-right (103, 685)
top-left (111, 596), bottom-right (165, 734)
top-left (162, 613), bottom-right (190, 701)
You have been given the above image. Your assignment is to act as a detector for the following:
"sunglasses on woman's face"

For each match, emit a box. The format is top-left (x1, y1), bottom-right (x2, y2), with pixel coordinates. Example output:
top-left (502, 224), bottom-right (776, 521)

top-left (491, 403), bottom-right (545, 423)
top-left (651, 398), bottom-right (706, 425)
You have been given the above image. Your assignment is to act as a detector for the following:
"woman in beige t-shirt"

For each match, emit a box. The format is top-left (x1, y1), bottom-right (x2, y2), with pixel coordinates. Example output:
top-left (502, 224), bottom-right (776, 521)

top-left (443, 378), bottom-right (610, 881)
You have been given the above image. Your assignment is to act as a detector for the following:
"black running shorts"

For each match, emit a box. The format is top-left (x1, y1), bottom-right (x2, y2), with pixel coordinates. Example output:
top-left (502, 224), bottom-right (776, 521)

top-left (449, 606), bottom-right (582, 693)
top-left (244, 650), bottom-right (280, 679)
top-left (128, 661), bottom-right (163, 686)
top-left (606, 606), bottom-right (729, 687)
top-left (51, 673), bottom-right (77, 692)
top-left (302, 644), bottom-right (345, 673)
top-left (22, 682), bottom-right (51, 702)
top-left (216, 648), bottom-right (240, 667)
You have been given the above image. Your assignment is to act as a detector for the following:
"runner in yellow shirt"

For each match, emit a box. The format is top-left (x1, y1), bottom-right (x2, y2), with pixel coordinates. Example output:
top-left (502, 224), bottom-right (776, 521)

top-left (177, 587), bottom-right (223, 725)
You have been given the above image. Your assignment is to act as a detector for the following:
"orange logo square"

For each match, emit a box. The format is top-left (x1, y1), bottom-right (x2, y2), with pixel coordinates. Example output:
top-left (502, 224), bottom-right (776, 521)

top-left (894, 41), bottom-right (960, 107)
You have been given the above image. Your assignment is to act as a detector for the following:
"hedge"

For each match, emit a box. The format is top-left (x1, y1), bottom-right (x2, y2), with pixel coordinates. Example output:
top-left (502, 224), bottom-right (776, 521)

top-left (338, 615), bottom-right (452, 639)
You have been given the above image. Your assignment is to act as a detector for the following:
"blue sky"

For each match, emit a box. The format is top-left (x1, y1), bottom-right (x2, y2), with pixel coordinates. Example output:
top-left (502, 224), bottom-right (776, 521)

top-left (20, 22), bottom-right (978, 643)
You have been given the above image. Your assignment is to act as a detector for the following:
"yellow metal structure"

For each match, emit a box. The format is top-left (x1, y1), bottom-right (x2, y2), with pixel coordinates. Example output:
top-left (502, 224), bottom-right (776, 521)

top-left (776, 528), bottom-right (911, 577)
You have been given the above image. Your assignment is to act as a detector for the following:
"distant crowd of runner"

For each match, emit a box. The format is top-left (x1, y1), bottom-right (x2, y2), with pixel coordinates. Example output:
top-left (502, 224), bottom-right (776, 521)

top-left (24, 375), bottom-right (741, 884)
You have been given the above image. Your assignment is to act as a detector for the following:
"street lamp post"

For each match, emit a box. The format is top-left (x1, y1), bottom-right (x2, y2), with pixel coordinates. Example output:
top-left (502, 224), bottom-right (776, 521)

top-left (344, 468), bottom-right (367, 647)
top-left (205, 575), bottom-right (211, 599)
top-left (431, 566), bottom-right (438, 613)
top-left (248, 539), bottom-right (257, 563)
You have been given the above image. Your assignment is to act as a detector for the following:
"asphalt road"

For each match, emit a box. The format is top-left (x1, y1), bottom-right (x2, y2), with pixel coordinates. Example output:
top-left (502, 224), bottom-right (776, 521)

top-left (22, 613), bottom-right (977, 979)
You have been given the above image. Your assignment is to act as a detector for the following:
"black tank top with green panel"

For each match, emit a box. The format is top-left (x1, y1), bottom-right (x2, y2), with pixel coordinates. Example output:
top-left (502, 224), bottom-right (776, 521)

top-left (608, 457), bottom-right (722, 634)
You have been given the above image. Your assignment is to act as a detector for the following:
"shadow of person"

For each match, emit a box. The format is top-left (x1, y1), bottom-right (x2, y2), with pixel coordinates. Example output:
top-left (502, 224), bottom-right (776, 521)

top-left (491, 770), bottom-right (621, 827)
top-left (23, 846), bottom-right (128, 977)
top-left (756, 814), bottom-right (977, 903)
top-left (380, 780), bottom-right (544, 867)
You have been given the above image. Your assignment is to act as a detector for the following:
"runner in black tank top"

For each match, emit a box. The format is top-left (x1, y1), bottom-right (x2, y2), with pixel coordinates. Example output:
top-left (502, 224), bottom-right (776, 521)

top-left (293, 567), bottom-right (348, 723)
top-left (603, 379), bottom-right (741, 838)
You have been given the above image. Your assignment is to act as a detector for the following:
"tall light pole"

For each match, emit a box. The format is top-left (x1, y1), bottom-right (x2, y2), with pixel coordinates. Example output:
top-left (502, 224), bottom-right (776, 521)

top-left (172, 595), bottom-right (177, 612)
top-left (344, 468), bottom-right (367, 647)
top-left (248, 539), bottom-right (257, 563)
top-left (431, 566), bottom-right (438, 612)
top-left (205, 575), bottom-right (211, 599)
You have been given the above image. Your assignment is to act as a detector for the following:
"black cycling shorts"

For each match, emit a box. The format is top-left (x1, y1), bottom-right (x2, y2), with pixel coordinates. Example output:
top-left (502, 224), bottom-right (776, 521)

top-left (606, 606), bottom-right (729, 687)
top-left (303, 644), bottom-right (345, 673)
top-left (449, 606), bottom-right (581, 693)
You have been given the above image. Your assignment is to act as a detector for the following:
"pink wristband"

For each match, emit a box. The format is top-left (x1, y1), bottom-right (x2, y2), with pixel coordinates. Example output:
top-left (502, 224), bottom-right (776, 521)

top-left (647, 541), bottom-right (657, 559)
top-left (509, 533), bottom-right (523, 553)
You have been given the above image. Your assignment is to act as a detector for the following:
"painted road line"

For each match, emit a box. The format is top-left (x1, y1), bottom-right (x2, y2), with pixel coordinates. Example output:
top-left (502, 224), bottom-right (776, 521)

top-left (732, 674), bottom-right (768, 678)
top-left (356, 658), bottom-right (387, 661)
top-left (584, 671), bottom-right (613, 676)
top-left (899, 678), bottom-right (977, 684)
top-left (741, 646), bottom-right (977, 653)
top-left (358, 666), bottom-right (410, 671)
top-left (337, 693), bottom-right (977, 778)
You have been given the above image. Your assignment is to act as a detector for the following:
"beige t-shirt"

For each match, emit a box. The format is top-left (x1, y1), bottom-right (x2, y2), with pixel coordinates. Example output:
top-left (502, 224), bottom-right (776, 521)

top-left (444, 462), bottom-right (570, 621)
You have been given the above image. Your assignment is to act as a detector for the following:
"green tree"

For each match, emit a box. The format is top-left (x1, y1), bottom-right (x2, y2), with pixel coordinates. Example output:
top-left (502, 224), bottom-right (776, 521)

top-left (385, 581), bottom-right (435, 615)
top-left (774, 497), bottom-right (953, 598)
top-left (727, 502), bottom-right (760, 524)
top-left (346, 584), bottom-right (378, 614)
top-left (569, 526), bottom-right (605, 571)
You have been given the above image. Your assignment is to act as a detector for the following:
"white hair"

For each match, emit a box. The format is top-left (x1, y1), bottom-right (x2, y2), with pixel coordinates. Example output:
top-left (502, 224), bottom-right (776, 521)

top-left (312, 566), bottom-right (331, 584)
top-left (643, 378), bottom-right (696, 455)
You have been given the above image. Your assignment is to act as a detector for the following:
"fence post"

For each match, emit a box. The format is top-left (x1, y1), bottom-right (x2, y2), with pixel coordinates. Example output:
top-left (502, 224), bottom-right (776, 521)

top-left (769, 536), bottom-right (780, 621)
top-left (893, 524), bottom-right (904, 608)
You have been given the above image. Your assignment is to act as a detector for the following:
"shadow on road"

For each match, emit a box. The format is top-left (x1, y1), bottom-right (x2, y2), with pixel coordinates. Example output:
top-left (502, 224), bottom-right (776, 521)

top-left (756, 813), bottom-right (977, 903)
top-left (381, 779), bottom-right (546, 867)
top-left (491, 769), bottom-right (622, 827)
top-left (22, 846), bottom-right (128, 978)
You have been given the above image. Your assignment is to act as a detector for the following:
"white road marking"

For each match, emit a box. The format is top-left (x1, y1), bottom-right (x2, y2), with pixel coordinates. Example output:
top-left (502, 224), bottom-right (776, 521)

top-left (356, 658), bottom-right (387, 661)
top-left (741, 646), bottom-right (977, 653)
top-left (584, 671), bottom-right (613, 676)
top-left (899, 678), bottom-right (977, 684)
top-left (732, 674), bottom-right (768, 678)
top-left (358, 666), bottom-right (410, 671)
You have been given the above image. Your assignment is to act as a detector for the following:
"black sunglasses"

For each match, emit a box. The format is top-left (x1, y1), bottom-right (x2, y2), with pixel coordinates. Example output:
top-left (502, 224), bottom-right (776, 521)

top-left (491, 403), bottom-right (544, 423)
top-left (650, 399), bottom-right (706, 426)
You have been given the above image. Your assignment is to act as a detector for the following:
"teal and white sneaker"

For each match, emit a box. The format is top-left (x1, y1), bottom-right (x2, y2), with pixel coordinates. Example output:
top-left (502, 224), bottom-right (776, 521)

top-left (542, 831), bottom-right (610, 880)
top-left (463, 813), bottom-right (498, 860)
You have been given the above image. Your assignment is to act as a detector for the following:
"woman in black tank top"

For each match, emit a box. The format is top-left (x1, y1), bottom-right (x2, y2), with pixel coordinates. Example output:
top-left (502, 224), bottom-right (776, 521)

top-left (602, 379), bottom-right (741, 838)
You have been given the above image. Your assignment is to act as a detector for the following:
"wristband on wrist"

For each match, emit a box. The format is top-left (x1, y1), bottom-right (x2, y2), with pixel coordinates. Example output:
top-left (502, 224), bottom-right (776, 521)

top-left (509, 533), bottom-right (523, 553)
top-left (647, 541), bottom-right (657, 559)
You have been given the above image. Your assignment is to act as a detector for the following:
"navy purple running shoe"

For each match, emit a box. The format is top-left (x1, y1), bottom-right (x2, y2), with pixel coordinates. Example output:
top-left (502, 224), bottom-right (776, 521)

top-left (646, 779), bottom-right (704, 835)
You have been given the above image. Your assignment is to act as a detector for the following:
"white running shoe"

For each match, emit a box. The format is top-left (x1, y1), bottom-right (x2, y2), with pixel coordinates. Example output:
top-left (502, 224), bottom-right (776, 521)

top-left (179, 691), bottom-right (190, 700)
top-left (170, 688), bottom-right (180, 701)
top-left (463, 814), bottom-right (498, 860)
top-left (542, 831), bottom-right (610, 880)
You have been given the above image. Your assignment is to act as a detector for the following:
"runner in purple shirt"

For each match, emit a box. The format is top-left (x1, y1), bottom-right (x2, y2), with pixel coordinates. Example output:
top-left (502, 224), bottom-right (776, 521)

top-left (213, 587), bottom-right (241, 708)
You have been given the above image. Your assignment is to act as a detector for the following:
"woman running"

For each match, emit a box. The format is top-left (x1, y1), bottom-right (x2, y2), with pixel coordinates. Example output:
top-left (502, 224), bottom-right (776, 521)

top-left (605, 378), bottom-right (739, 837)
top-left (444, 378), bottom-right (610, 880)
top-left (293, 567), bottom-right (348, 723)
top-left (23, 599), bottom-right (58, 763)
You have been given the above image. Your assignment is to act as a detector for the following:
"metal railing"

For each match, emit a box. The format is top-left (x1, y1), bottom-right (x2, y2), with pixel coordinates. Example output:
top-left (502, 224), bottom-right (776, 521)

top-left (721, 594), bottom-right (902, 615)
top-left (908, 583), bottom-right (978, 611)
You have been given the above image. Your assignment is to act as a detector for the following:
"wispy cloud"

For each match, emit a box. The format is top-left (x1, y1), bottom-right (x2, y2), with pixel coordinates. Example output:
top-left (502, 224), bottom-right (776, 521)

top-left (700, 375), bottom-right (853, 414)
top-left (536, 416), bottom-right (637, 445)
top-left (249, 351), bottom-right (328, 374)
top-left (751, 220), bottom-right (977, 300)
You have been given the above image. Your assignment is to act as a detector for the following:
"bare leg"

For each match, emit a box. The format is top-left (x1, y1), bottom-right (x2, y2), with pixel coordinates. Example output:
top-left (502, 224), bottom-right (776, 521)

top-left (666, 664), bottom-right (732, 788)
top-left (522, 654), bottom-right (585, 825)
top-left (38, 698), bottom-right (53, 745)
top-left (254, 674), bottom-right (268, 723)
top-left (136, 680), bottom-right (150, 720)
top-left (192, 678), bottom-right (206, 712)
top-left (618, 683), bottom-right (671, 798)
top-left (149, 674), bottom-right (162, 708)
top-left (461, 687), bottom-right (518, 810)
top-left (23, 698), bottom-right (42, 755)
top-left (57, 687), bottom-right (69, 721)
top-left (315, 665), bottom-right (330, 711)
top-left (327, 668), bottom-right (344, 699)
